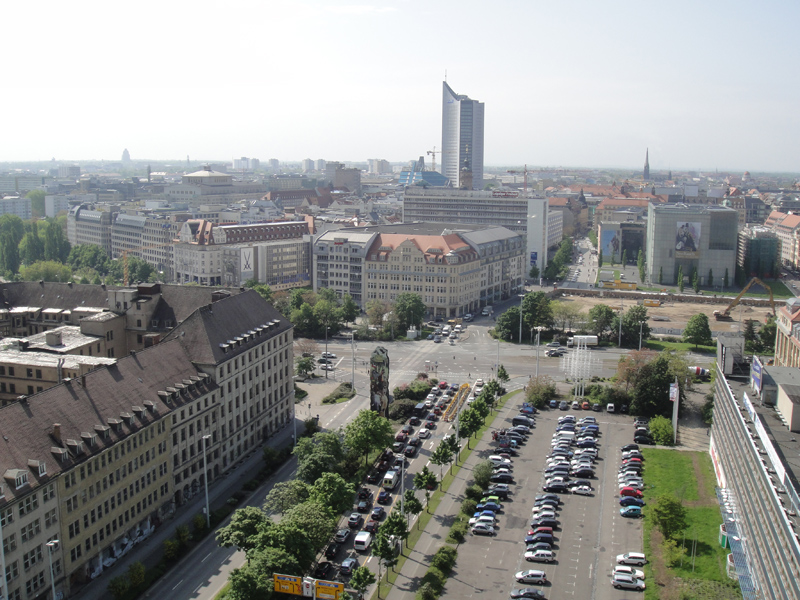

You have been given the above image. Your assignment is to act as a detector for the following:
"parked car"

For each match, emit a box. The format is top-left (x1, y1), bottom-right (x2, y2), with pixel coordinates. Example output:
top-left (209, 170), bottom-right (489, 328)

top-left (471, 523), bottom-right (495, 536)
top-left (612, 574), bottom-right (646, 590)
top-left (620, 506), bottom-right (643, 518)
top-left (572, 485), bottom-right (593, 496)
top-left (524, 549), bottom-right (555, 563)
top-left (340, 557), bottom-right (358, 576)
top-left (616, 552), bottom-right (647, 566)
top-left (619, 496), bottom-right (645, 507)
top-left (348, 513), bottom-right (363, 528)
top-left (514, 570), bottom-right (548, 585)
top-left (613, 565), bottom-right (645, 579)
top-left (510, 588), bottom-right (546, 599)
top-left (334, 529), bottom-right (351, 543)
top-left (619, 487), bottom-right (644, 498)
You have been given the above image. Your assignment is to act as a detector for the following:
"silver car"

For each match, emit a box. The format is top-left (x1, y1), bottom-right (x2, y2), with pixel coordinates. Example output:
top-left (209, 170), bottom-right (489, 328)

top-left (612, 574), bottom-right (645, 590)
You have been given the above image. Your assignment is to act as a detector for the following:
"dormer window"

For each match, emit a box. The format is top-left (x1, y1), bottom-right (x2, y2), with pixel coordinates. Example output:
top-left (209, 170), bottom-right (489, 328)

top-left (38, 462), bottom-right (46, 477)
top-left (15, 472), bottom-right (28, 489)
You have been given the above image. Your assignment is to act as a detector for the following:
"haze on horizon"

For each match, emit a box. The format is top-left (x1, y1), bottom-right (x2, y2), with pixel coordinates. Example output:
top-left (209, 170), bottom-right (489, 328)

top-left (4, 0), bottom-right (799, 173)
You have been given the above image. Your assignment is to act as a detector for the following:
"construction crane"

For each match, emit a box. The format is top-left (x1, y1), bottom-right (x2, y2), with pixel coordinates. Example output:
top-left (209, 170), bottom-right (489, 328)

top-left (713, 277), bottom-right (776, 321)
top-left (121, 241), bottom-right (174, 287)
top-left (426, 146), bottom-right (441, 172)
top-left (507, 165), bottom-right (529, 194)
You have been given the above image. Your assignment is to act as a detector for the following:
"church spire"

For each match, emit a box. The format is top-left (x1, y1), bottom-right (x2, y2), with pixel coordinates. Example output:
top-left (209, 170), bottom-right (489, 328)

top-left (643, 148), bottom-right (650, 180)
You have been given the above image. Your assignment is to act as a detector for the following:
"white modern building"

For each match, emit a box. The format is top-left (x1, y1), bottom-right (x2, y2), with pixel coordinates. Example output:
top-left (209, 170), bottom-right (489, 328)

top-left (441, 82), bottom-right (484, 190)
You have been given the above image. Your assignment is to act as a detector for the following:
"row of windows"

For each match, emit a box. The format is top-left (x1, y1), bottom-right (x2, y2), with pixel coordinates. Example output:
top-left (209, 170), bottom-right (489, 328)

top-left (0, 484), bottom-right (55, 528)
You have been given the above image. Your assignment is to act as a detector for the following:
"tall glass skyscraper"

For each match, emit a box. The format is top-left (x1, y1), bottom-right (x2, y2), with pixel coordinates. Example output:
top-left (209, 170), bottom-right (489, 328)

top-left (441, 82), bottom-right (484, 191)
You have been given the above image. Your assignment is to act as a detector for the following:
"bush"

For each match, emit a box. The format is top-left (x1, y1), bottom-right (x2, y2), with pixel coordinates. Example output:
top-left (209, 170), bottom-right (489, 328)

top-left (108, 575), bottom-right (131, 600)
top-left (388, 398), bottom-right (417, 422)
top-left (163, 538), bottom-right (180, 561)
top-left (294, 385), bottom-right (308, 399)
top-left (472, 462), bottom-right (493, 489)
top-left (176, 524), bottom-right (191, 547)
top-left (649, 415), bottom-right (675, 445)
top-left (464, 484), bottom-right (484, 501)
top-left (421, 566), bottom-right (447, 594)
top-left (431, 546), bottom-right (457, 573)
top-left (702, 393), bottom-right (714, 426)
top-left (192, 513), bottom-right (208, 533)
top-left (524, 376), bottom-right (558, 408)
top-left (461, 498), bottom-right (478, 515)
top-left (448, 520), bottom-right (467, 544)
top-left (418, 582), bottom-right (438, 600)
top-left (128, 561), bottom-right (146, 588)
top-left (322, 382), bottom-right (355, 404)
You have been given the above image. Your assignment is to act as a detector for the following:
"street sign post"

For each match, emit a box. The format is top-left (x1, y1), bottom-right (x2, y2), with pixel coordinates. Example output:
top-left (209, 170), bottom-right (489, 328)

top-left (316, 580), bottom-right (345, 600)
top-left (273, 574), bottom-right (302, 596)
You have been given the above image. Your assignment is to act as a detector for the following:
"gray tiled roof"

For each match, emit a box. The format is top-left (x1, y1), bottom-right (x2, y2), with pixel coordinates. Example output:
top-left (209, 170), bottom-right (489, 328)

top-left (0, 340), bottom-right (214, 503)
top-left (0, 282), bottom-right (111, 311)
top-left (162, 290), bottom-right (292, 366)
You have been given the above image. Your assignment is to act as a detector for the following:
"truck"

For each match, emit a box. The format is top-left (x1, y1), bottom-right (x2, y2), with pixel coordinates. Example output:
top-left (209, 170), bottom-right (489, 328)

top-left (383, 470), bottom-right (399, 490)
top-left (567, 335), bottom-right (598, 348)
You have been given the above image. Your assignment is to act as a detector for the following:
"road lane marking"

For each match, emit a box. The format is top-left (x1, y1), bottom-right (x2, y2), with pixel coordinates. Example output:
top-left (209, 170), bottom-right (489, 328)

top-left (201, 552), bottom-right (212, 563)
top-left (172, 579), bottom-right (183, 590)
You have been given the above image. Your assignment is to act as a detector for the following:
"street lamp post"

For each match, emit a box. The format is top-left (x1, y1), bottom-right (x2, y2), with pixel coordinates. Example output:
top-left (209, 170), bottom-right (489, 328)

top-left (324, 324), bottom-right (330, 379)
top-left (618, 299), bottom-right (624, 347)
top-left (351, 333), bottom-right (356, 391)
top-left (518, 293), bottom-right (526, 343)
top-left (202, 434), bottom-right (211, 529)
top-left (535, 327), bottom-right (544, 377)
top-left (46, 539), bottom-right (59, 600)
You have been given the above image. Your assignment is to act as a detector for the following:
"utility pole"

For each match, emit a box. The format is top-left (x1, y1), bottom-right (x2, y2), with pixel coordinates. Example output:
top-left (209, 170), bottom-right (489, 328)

top-left (618, 300), bottom-right (623, 347)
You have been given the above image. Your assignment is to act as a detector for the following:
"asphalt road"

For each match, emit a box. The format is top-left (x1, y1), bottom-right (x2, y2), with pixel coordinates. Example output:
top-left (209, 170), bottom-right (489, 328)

top-left (438, 404), bottom-right (647, 600)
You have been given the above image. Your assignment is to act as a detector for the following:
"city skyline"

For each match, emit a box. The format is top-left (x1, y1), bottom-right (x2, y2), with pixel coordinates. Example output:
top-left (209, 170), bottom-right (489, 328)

top-left (3, 0), bottom-right (799, 172)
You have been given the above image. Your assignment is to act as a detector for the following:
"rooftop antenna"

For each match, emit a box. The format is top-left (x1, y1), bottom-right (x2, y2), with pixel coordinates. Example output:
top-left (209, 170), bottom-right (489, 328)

top-left (444, 69), bottom-right (447, 82)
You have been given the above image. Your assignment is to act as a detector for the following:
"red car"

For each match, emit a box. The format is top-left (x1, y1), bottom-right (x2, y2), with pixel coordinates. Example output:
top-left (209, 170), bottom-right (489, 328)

top-left (620, 487), bottom-right (644, 498)
top-left (395, 432), bottom-right (409, 442)
top-left (438, 381), bottom-right (448, 389)
top-left (528, 527), bottom-right (553, 536)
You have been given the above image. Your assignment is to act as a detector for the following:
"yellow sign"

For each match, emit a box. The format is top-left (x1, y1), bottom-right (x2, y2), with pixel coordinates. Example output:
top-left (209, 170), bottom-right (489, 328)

top-left (316, 579), bottom-right (345, 600)
top-left (273, 574), bottom-right (302, 596)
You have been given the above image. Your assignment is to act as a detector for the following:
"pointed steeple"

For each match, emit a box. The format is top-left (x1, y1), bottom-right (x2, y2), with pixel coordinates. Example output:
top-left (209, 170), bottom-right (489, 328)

top-left (643, 149), bottom-right (650, 180)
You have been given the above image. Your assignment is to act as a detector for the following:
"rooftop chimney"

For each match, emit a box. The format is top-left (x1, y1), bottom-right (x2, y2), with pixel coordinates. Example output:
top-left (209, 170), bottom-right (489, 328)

top-left (52, 423), bottom-right (61, 443)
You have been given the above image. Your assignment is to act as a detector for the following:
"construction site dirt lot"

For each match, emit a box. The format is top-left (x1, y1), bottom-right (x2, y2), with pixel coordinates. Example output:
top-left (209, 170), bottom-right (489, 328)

top-left (558, 293), bottom-right (775, 333)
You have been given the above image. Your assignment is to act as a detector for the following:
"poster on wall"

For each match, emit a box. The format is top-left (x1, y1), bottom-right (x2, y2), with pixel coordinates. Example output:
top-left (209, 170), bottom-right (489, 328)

top-left (600, 229), bottom-right (621, 260)
top-left (675, 222), bottom-right (701, 258)
top-left (370, 347), bottom-right (391, 417)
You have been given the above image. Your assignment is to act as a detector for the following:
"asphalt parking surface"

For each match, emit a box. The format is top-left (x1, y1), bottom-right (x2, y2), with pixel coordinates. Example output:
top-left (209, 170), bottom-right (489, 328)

top-left (442, 403), bottom-right (646, 600)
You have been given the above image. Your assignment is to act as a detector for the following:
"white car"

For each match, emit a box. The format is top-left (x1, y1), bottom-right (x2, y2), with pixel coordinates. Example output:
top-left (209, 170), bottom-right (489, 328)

top-left (489, 455), bottom-right (512, 466)
top-left (531, 510), bottom-right (556, 520)
top-left (617, 552), bottom-right (647, 566)
top-left (524, 549), bottom-right (555, 563)
top-left (469, 514), bottom-right (496, 526)
top-left (545, 476), bottom-right (568, 486)
top-left (493, 467), bottom-right (512, 475)
top-left (321, 352), bottom-right (337, 359)
top-left (418, 428), bottom-right (431, 439)
top-left (471, 522), bottom-right (495, 536)
top-left (572, 485), bottom-right (593, 496)
top-left (619, 481), bottom-right (645, 490)
top-left (613, 566), bottom-right (644, 579)
top-left (475, 378), bottom-right (484, 386)
top-left (514, 570), bottom-right (547, 584)
top-left (612, 574), bottom-right (645, 591)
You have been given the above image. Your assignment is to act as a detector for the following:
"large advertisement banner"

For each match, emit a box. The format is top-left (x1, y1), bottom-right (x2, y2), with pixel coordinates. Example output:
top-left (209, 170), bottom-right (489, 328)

top-left (370, 347), bottom-right (391, 417)
top-left (676, 222), bottom-right (701, 258)
top-left (600, 229), bottom-right (621, 260)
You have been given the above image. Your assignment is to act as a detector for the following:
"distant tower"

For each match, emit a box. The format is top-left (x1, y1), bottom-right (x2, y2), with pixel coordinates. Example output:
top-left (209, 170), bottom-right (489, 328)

top-left (442, 82), bottom-right (484, 190)
top-left (643, 149), bottom-right (650, 180)
top-left (122, 148), bottom-right (131, 164)
top-left (147, 164), bottom-right (152, 183)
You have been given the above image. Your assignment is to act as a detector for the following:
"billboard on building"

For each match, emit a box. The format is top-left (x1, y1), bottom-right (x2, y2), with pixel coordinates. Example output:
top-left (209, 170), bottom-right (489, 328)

top-left (370, 347), bottom-right (391, 417)
top-left (600, 229), bottom-right (621, 260)
top-left (751, 356), bottom-right (763, 393)
top-left (240, 247), bottom-right (253, 283)
top-left (675, 222), bottom-right (701, 258)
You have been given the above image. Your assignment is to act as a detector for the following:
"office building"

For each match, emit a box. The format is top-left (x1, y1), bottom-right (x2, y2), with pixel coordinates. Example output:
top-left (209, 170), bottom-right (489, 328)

top-left (645, 204), bottom-right (738, 286)
top-left (0, 196), bottom-right (32, 220)
top-left (737, 227), bottom-right (780, 280)
top-left (775, 298), bottom-right (800, 368)
top-left (313, 223), bottom-right (524, 316)
top-left (58, 165), bottom-right (81, 179)
top-left (67, 205), bottom-right (117, 255)
top-left (441, 82), bottom-right (484, 190)
top-left (403, 187), bottom-right (550, 274)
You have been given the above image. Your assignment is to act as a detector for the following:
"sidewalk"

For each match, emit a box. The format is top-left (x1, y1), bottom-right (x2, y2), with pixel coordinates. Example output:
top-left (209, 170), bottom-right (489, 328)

top-left (385, 402), bottom-right (515, 600)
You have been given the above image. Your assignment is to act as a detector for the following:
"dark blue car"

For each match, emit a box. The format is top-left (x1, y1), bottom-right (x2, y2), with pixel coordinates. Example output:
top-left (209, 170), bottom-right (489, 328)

top-left (476, 502), bottom-right (502, 513)
top-left (619, 496), bottom-right (646, 507)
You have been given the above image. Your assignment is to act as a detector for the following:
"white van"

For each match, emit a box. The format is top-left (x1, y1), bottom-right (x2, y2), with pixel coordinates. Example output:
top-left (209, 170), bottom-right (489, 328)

top-left (354, 531), bottom-right (372, 552)
top-left (383, 471), bottom-right (399, 490)
top-left (442, 325), bottom-right (451, 335)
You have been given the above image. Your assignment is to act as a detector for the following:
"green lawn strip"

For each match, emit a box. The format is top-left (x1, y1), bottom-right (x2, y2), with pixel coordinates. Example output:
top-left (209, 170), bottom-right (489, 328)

top-left (645, 340), bottom-right (716, 354)
top-left (641, 449), bottom-right (731, 598)
top-left (371, 390), bottom-right (520, 600)
top-left (641, 448), bottom-right (699, 501)
top-left (614, 270), bottom-right (621, 279)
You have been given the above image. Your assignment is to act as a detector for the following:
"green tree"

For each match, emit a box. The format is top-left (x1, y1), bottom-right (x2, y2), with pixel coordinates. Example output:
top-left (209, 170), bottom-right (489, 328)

top-left (280, 501), bottom-right (337, 554)
top-left (308, 473), bottom-right (355, 516)
top-left (259, 520), bottom-right (316, 572)
top-left (344, 409), bottom-right (395, 467)
top-left (349, 566), bottom-right (376, 597)
top-left (760, 315), bottom-right (777, 352)
top-left (598, 249), bottom-right (603, 268)
top-left (588, 304), bottom-right (615, 338)
top-left (216, 506), bottom-right (271, 559)
top-left (650, 494), bottom-right (688, 540)
top-left (413, 466), bottom-right (437, 511)
top-left (67, 243), bottom-right (110, 274)
top-left (226, 547), bottom-right (300, 600)
top-left (616, 350), bottom-right (656, 393)
top-left (471, 396), bottom-right (490, 423)
top-left (524, 375), bottom-right (557, 408)
top-left (372, 528), bottom-right (397, 578)
top-left (472, 461), bottom-right (494, 489)
top-left (649, 415), bottom-right (675, 445)
top-left (163, 538), bottom-right (180, 561)
top-left (340, 293), bottom-right (359, 325)
top-left (128, 561), bottom-right (146, 588)
top-left (588, 229), bottom-right (597, 248)
top-left (313, 298), bottom-right (343, 337)
top-left (430, 443), bottom-right (453, 483)
top-left (611, 305), bottom-right (651, 348)
top-left (494, 306), bottom-right (520, 342)
top-left (551, 301), bottom-right (583, 333)
top-left (692, 270), bottom-right (700, 293)
top-left (529, 265), bottom-right (540, 279)
top-left (20, 222), bottom-right (45, 265)
top-left (443, 434), bottom-right (461, 468)
top-left (521, 291), bottom-right (554, 331)
top-left (394, 292), bottom-right (426, 332)
top-left (250, 283), bottom-right (273, 303)
top-left (683, 313), bottom-right (712, 348)
top-left (496, 365), bottom-right (509, 384)
top-left (108, 575), bottom-right (131, 600)
top-left (26, 189), bottom-right (46, 218)
top-left (402, 489), bottom-right (424, 529)
top-left (296, 356), bottom-right (315, 377)
top-left (19, 260), bottom-right (72, 282)
top-left (457, 407), bottom-right (483, 448)
top-left (382, 510), bottom-right (409, 554)
top-left (637, 250), bottom-right (645, 282)
top-left (677, 265), bottom-right (684, 292)
top-left (659, 266), bottom-right (663, 285)
top-left (707, 269), bottom-right (713, 288)
top-left (0, 214), bottom-right (24, 247)
top-left (44, 220), bottom-right (70, 262)
top-left (290, 303), bottom-right (319, 339)
top-left (365, 299), bottom-right (390, 328)
top-left (723, 267), bottom-right (729, 288)
top-left (0, 232), bottom-right (20, 274)
top-left (630, 356), bottom-right (682, 418)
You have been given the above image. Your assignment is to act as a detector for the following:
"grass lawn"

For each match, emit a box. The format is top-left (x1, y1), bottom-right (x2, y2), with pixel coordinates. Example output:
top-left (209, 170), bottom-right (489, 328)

top-left (641, 449), bottom-right (739, 600)
top-left (645, 340), bottom-right (716, 354)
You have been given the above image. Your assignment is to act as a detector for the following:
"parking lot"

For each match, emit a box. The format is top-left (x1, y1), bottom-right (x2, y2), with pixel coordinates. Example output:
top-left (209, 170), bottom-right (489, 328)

top-left (442, 401), bottom-right (647, 599)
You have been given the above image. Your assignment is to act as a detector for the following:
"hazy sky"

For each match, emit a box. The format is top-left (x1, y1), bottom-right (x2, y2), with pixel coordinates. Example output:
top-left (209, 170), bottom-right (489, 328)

top-left (5, 0), bottom-right (799, 172)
